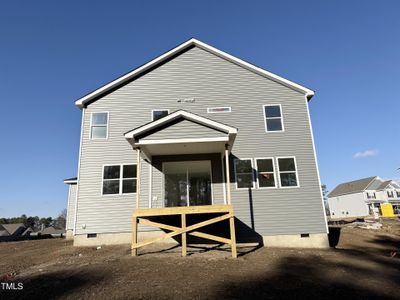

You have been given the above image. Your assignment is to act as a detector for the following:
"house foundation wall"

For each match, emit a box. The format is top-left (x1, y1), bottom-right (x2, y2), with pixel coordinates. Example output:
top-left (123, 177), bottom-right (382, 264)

top-left (66, 229), bottom-right (74, 240)
top-left (72, 231), bottom-right (329, 248)
top-left (73, 231), bottom-right (178, 247)
top-left (262, 233), bottom-right (329, 248)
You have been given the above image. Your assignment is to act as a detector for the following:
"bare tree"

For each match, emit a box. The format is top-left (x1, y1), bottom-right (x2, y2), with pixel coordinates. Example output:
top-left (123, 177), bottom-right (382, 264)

top-left (321, 184), bottom-right (330, 216)
top-left (54, 209), bottom-right (67, 229)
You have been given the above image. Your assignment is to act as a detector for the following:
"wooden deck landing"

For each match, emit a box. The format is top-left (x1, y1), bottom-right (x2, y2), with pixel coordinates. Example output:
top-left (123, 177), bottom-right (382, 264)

top-left (131, 204), bottom-right (237, 258)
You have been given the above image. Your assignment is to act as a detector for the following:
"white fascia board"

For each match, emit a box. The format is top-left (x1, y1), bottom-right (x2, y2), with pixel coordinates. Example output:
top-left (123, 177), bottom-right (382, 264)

top-left (64, 179), bottom-right (77, 184)
top-left (137, 137), bottom-right (229, 145)
top-left (124, 110), bottom-right (237, 139)
top-left (76, 38), bottom-right (314, 108)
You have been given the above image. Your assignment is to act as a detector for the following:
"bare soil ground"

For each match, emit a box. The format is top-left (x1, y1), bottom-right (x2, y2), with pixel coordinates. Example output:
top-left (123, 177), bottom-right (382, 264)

top-left (1, 219), bottom-right (399, 300)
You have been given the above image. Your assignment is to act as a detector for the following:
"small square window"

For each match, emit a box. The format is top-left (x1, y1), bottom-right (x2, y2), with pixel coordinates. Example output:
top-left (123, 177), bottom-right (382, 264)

top-left (152, 110), bottom-right (169, 121)
top-left (102, 164), bottom-right (137, 195)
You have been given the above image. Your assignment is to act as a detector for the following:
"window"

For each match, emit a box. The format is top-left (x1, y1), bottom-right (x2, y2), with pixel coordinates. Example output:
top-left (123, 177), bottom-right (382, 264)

top-left (387, 191), bottom-right (394, 198)
top-left (207, 107), bottom-right (231, 113)
top-left (234, 159), bottom-right (254, 189)
top-left (102, 164), bottom-right (137, 195)
top-left (263, 105), bottom-right (283, 132)
top-left (277, 157), bottom-right (299, 187)
top-left (366, 192), bottom-right (376, 199)
top-left (397, 191), bottom-right (400, 198)
top-left (255, 158), bottom-right (276, 188)
top-left (91, 112), bottom-right (108, 139)
top-left (152, 110), bottom-right (169, 121)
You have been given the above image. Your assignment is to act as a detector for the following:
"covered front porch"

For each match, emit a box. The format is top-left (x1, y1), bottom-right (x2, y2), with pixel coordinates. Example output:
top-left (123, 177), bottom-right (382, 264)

top-left (124, 110), bottom-right (238, 257)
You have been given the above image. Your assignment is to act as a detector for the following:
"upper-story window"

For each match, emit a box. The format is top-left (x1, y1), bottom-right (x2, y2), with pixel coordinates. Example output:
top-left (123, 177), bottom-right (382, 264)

top-left (387, 191), bottom-right (394, 198)
top-left (255, 158), bottom-right (276, 188)
top-left (366, 192), bottom-right (376, 199)
top-left (152, 110), bottom-right (169, 121)
top-left (397, 191), bottom-right (400, 198)
top-left (277, 157), bottom-right (299, 187)
top-left (234, 159), bottom-right (254, 189)
top-left (91, 112), bottom-right (108, 139)
top-left (263, 105), bottom-right (284, 132)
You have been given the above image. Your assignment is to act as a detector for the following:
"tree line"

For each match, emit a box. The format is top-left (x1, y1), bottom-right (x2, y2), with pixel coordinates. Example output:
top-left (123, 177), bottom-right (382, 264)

top-left (0, 209), bottom-right (67, 230)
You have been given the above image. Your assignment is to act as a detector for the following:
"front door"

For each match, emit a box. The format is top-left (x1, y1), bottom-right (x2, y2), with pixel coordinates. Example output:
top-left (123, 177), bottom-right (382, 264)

top-left (163, 161), bottom-right (212, 207)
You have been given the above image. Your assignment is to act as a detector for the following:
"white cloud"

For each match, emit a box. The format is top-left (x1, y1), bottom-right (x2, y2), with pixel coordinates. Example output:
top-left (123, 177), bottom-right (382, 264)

top-left (353, 149), bottom-right (379, 159)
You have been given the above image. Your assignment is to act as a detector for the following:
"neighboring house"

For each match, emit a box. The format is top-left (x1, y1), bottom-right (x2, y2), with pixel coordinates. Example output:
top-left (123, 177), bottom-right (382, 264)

top-left (40, 226), bottom-right (66, 237)
top-left (64, 38), bottom-right (328, 248)
top-left (327, 176), bottom-right (400, 218)
top-left (0, 223), bottom-right (32, 240)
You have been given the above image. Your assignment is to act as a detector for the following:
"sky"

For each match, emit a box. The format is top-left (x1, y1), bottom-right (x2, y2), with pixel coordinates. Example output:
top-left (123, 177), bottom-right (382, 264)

top-left (0, 1), bottom-right (399, 218)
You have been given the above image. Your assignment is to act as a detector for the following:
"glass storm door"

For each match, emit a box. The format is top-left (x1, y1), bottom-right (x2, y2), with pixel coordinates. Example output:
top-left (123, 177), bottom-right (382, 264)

top-left (163, 161), bottom-right (212, 207)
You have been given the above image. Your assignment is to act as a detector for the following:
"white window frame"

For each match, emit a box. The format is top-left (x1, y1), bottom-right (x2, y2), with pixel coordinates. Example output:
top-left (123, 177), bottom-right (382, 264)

top-left (207, 107), bottom-right (232, 113)
top-left (101, 163), bottom-right (137, 196)
top-left (263, 104), bottom-right (284, 133)
top-left (276, 156), bottom-right (300, 188)
top-left (151, 109), bottom-right (170, 121)
top-left (233, 158), bottom-right (254, 190)
top-left (255, 157), bottom-right (277, 189)
top-left (90, 112), bottom-right (109, 140)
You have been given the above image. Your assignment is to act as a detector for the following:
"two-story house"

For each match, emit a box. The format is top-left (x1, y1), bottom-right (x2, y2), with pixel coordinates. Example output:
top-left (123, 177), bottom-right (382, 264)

top-left (327, 176), bottom-right (400, 218)
top-left (64, 38), bottom-right (328, 250)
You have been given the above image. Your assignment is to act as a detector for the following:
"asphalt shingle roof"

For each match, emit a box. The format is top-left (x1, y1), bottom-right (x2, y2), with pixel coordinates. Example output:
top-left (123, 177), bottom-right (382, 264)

top-left (328, 176), bottom-right (377, 198)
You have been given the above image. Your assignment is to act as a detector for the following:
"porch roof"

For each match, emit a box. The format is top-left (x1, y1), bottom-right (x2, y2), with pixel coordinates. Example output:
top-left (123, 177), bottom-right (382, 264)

top-left (124, 110), bottom-right (237, 158)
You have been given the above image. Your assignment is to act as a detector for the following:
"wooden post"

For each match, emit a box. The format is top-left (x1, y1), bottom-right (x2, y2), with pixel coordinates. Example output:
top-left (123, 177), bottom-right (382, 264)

top-left (132, 148), bottom-right (141, 256)
top-left (229, 215), bottom-right (237, 258)
top-left (136, 148), bottom-right (141, 209)
top-left (225, 145), bottom-right (231, 205)
top-left (181, 213), bottom-right (187, 257)
top-left (132, 214), bottom-right (138, 256)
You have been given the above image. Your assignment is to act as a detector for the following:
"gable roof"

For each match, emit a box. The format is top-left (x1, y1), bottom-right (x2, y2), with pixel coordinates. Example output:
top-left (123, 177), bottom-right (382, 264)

top-left (328, 176), bottom-right (377, 198)
top-left (75, 38), bottom-right (314, 108)
top-left (124, 110), bottom-right (237, 140)
top-left (1, 223), bottom-right (26, 235)
top-left (376, 180), bottom-right (392, 191)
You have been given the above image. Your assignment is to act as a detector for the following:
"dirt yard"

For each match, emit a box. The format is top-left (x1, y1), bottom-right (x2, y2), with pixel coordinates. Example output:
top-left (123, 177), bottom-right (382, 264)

top-left (1, 219), bottom-right (399, 300)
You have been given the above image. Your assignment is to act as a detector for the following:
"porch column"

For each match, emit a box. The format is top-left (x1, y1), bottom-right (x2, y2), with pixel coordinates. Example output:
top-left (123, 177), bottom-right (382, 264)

top-left (225, 144), bottom-right (231, 205)
top-left (136, 148), bottom-right (141, 209)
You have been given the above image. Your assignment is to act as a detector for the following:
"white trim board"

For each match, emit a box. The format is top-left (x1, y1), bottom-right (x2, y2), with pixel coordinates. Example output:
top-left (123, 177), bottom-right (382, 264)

top-left (75, 38), bottom-right (314, 108)
top-left (137, 137), bottom-right (229, 146)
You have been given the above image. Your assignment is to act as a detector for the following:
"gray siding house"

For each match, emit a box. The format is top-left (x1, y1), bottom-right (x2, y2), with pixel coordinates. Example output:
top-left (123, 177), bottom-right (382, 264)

top-left (65, 38), bottom-right (328, 248)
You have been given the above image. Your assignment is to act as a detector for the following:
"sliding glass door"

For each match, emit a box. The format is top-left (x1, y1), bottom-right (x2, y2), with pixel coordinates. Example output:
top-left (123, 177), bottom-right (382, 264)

top-left (163, 161), bottom-right (212, 207)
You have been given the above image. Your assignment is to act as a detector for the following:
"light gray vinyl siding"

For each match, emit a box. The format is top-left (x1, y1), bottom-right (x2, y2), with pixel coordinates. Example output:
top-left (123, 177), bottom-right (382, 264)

top-left (140, 119), bottom-right (226, 140)
top-left (75, 46), bottom-right (326, 237)
top-left (66, 184), bottom-right (77, 230)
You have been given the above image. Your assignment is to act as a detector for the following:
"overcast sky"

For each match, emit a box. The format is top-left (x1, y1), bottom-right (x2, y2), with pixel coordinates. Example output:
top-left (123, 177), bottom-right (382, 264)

top-left (1, 0), bottom-right (399, 217)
